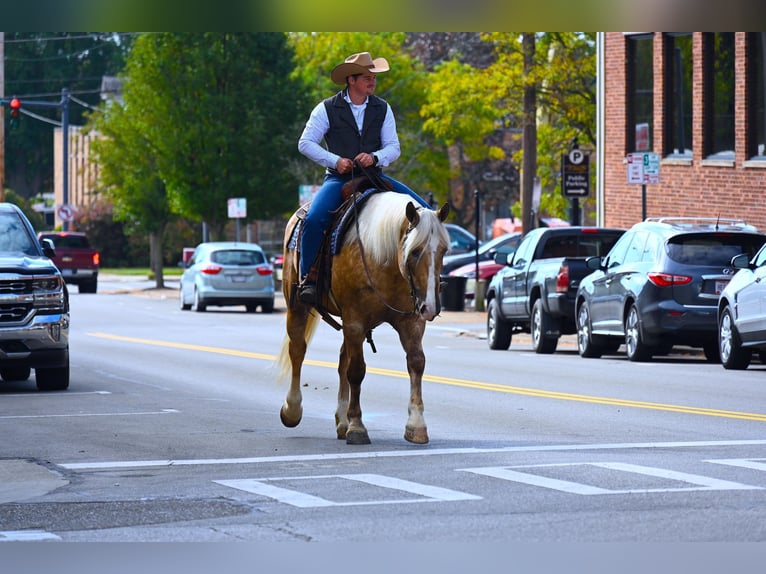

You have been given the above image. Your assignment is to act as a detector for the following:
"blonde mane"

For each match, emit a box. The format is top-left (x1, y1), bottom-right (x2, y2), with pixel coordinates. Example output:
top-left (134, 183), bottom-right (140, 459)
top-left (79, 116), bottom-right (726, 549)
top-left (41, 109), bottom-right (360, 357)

top-left (344, 192), bottom-right (448, 264)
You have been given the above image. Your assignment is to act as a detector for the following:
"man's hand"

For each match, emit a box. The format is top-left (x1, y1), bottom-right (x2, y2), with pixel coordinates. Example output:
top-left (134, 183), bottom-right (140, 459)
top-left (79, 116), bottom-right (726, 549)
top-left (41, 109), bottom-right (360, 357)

top-left (336, 157), bottom-right (354, 174)
top-left (354, 152), bottom-right (376, 168)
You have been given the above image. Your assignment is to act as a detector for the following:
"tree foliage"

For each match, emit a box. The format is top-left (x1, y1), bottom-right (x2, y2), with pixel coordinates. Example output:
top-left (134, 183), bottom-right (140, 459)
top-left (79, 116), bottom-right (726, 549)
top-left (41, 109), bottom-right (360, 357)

top-left (91, 33), bottom-right (308, 241)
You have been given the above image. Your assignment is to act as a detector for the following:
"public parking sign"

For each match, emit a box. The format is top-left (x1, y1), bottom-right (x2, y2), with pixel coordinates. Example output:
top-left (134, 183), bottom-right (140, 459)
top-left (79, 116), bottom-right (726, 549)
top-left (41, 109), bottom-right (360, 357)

top-left (562, 149), bottom-right (590, 197)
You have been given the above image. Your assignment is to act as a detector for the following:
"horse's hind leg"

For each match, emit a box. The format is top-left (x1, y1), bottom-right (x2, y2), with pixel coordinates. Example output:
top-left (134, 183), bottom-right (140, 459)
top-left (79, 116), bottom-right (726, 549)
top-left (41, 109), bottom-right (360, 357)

top-left (343, 325), bottom-right (371, 445)
top-left (279, 306), bottom-right (310, 428)
top-left (397, 320), bottom-right (429, 444)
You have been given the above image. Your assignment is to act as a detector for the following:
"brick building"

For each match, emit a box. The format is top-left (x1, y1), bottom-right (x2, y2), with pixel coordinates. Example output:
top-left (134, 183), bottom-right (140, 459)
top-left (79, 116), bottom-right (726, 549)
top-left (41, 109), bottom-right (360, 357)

top-left (598, 32), bottom-right (766, 230)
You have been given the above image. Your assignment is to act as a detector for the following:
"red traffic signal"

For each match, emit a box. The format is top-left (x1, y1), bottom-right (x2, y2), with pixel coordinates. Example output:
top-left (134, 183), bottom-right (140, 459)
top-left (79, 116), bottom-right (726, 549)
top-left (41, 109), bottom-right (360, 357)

top-left (9, 98), bottom-right (21, 111)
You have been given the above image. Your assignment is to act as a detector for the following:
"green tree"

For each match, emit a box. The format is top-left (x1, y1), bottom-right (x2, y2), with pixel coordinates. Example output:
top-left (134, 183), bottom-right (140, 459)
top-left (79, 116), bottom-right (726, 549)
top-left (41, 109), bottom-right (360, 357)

top-left (420, 32), bottom-right (597, 227)
top-left (118, 33), bottom-right (307, 237)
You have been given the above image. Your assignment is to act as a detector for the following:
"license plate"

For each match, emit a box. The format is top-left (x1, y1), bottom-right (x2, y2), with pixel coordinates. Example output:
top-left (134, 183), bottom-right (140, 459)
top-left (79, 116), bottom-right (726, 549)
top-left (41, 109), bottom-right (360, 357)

top-left (230, 275), bottom-right (247, 283)
top-left (714, 280), bottom-right (728, 295)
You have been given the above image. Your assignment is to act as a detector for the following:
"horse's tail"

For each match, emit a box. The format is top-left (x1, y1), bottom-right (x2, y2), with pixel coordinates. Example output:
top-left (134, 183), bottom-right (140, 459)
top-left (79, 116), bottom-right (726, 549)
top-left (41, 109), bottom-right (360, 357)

top-left (276, 309), bottom-right (321, 384)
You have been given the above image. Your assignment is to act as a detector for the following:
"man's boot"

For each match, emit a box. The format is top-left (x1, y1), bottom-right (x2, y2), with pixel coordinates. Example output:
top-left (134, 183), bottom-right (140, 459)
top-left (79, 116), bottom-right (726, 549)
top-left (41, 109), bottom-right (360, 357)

top-left (298, 267), bottom-right (318, 305)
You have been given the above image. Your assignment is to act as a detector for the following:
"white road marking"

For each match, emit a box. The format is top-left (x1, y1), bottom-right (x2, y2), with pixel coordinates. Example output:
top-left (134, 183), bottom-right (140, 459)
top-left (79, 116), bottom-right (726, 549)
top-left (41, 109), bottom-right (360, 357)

top-left (60, 438), bottom-right (766, 471)
top-left (0, 409), bottom-right (179, 420)
top-left (3, 391), bottom-right (111, 398)
top-left (0, 530), bottom-right (61, 542)
top-left (459, 462), bottom-right (762, 495)
top-left (705, 458), bottom-right (766, 472)
top-left (215, 473), bottom-right (481, 508)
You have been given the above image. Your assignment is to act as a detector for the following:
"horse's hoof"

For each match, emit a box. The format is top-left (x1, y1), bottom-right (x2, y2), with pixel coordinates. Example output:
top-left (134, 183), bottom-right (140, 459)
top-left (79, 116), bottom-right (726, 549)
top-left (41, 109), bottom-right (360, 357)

top-left (346, 429), bottom-right (371, 445)
top-left (404, 425), bottom-right (429, 444)
top-left (336, 424), bottom-right (348, 440)
top-left (279, 405), bottom-right (302, 428)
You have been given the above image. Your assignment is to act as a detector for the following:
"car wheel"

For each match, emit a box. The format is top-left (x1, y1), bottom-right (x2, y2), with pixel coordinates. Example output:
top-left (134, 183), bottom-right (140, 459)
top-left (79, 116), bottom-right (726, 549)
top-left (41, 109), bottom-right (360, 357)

top-left (576, 302), bottom-right (602, 358)
top-left (0, 366), bottom-right (31, 381)
top-left (245, 304), bottom-right (257, 313)
top-left (624, 304), bottom-right (652, 362)
top-left (36, 357), bottom-right (70, 391)
top-left (531, 299), bottom-right (558, 354)
top-left (702, 339), bottom-right (721, 363)
top-left (192, 288), bottom-right (206, 312)
top-left (79, 278), bottom-right (98, 294)
top-left (260, 299), bottom-right (274, 314)
top-left (179, 288), bottom-right (191, 311)
top-left (487, 298), bottom-right (512, 350)
top-left (719, 305), bottom-right (751, 370)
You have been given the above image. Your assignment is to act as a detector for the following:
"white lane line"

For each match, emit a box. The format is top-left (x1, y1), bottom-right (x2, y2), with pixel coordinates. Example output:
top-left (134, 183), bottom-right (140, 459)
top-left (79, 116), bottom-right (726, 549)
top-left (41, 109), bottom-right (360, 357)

top-left (215, 473), bottom-right (481, 508)
top-left (60, 438), bottom-right (766, 471)
top-left (3, 391), bottom-right (111, 398)
top-left (0, 408), bottom-right (179, 420)
top-left (460, 462), bottom-right (762, 495)
top-left (705, 458), bottom-right (766, 472)
top-left (0, 530), bottom-right (61, 542)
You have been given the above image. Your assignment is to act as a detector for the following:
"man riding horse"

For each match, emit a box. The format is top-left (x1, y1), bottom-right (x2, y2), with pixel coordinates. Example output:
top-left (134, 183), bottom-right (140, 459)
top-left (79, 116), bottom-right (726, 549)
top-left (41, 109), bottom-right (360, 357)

top-left (296, 51), bottom-right (431, 305)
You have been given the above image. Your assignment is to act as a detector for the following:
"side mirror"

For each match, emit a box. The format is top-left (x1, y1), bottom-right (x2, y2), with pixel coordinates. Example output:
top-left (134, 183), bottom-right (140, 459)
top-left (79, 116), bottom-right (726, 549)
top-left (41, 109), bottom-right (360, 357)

top-left (40, 237), bottom-right (56, 259)
top-left (585, 255), bottom-right (603, 271)
top-left (730, 253), bottom-right (751, 270)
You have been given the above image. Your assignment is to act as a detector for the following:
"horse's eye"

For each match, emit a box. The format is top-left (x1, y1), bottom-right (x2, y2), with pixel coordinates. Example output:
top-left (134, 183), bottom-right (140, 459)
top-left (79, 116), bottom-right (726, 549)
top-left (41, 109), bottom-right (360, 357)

top-left (410, 249), bottom-right (422, 260)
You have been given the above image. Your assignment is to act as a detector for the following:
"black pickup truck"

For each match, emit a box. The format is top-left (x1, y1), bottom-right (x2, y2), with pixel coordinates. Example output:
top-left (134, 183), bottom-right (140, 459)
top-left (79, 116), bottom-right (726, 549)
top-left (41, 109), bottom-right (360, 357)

top-left (485, 226), bottom-right (625, 353)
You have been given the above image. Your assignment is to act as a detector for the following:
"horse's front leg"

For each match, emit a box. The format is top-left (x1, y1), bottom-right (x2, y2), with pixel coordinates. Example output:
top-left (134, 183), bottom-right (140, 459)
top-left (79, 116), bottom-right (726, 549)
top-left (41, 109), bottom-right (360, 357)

top-left (397, 319), bottom-right (429, 444)
top-left (342, 324), bottom-right (370, 445)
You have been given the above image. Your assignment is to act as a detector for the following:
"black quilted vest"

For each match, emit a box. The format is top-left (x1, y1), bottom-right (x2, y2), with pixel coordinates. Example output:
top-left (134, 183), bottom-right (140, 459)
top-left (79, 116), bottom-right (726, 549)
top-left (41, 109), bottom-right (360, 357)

top-left (323, 91), bottom-right (386, 174)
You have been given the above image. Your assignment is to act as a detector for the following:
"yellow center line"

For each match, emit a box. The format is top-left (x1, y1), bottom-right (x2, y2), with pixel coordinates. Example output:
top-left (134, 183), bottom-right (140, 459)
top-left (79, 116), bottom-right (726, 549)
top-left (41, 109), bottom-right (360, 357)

top-left (88, 332), bottom-right (766, 422)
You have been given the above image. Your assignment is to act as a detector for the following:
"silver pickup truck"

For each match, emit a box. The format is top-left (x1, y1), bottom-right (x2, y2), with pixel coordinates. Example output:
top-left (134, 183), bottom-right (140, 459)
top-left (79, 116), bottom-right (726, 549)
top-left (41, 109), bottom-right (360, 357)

top-left (0, 203), bottom-right (69, 390)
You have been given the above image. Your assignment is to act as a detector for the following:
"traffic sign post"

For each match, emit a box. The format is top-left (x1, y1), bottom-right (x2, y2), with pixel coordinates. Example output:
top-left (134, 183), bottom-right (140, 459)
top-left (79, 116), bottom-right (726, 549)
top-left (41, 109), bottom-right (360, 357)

top-left (626, 152), bottom-right (660, 220)
top-left (562, 149), bottom-right (590, 225)
top-left (228, 198), bottom-right (247, 242)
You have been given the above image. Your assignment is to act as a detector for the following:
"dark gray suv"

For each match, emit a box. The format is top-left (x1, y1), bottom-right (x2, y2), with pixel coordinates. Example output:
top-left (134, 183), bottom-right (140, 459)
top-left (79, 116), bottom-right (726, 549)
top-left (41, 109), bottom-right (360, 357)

top-left (0, 203), bottom-right (70, 390)
top-left (575, 217), bottom-right (766, 362)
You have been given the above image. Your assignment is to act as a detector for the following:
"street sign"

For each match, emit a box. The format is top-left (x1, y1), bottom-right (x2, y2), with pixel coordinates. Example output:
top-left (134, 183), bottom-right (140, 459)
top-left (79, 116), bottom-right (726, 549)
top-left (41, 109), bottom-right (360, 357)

top-left (57, 204), bottom-right (75, 222)
top-left (227, 197), bottom-right (247, 219)
top-left (626, 152), bottom-right (660, 184)
top-left (562, 149), bottom-right (590, 197)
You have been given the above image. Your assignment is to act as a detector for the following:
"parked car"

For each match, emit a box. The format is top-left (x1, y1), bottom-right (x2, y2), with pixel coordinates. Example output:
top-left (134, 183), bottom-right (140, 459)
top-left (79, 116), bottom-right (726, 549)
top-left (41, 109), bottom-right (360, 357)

top-left (448, 259), bottom-right (505, 305)
top-left (37, 231), bottom-right (100, 293)
top-left (179, 242), bottom-right (275, 313)
top-left (486, 226), bottom-right (625, 353)
top-left (441, 232), bottom-right (522, 275)
top-left (717, 243), bottom-right (766, 369)
top-left (443, 223), bottom-right (479, 256)
top-left (0, 203), bottom-right (70, 391)
top-left (575, 217), bottom-right (766, 362)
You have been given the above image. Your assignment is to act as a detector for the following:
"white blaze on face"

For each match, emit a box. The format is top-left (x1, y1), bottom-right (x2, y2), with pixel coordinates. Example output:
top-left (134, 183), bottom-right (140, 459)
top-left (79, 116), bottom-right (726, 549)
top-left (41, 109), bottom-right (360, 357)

top-left (420, 231), bottom-right (442, 321)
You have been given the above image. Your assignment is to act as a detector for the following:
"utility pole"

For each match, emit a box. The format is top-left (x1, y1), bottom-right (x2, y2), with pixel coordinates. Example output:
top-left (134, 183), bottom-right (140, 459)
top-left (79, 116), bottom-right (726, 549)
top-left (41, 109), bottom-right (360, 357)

top-left (1, 32), bottom-right (5, 202)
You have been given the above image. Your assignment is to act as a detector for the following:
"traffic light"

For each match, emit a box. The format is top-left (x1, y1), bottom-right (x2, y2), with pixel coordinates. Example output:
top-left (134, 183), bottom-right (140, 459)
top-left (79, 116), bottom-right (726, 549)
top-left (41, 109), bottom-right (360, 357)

top-left (8, 98), bottom-right (21, 129)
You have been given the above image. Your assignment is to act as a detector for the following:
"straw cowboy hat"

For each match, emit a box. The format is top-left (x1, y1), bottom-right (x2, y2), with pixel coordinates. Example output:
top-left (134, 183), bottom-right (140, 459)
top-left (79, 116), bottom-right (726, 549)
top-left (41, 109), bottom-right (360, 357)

top-left (330, 52), bottom-right (390, 85)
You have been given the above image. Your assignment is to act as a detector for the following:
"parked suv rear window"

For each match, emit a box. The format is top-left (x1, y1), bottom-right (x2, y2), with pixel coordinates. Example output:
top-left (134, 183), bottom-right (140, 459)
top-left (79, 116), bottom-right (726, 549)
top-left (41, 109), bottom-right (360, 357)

top-left (42, 234), bottom-right (91, 249)
top-left (211, 250), bottom-right (264, 266)
top-left (666, 234), bottom-right (765, 266)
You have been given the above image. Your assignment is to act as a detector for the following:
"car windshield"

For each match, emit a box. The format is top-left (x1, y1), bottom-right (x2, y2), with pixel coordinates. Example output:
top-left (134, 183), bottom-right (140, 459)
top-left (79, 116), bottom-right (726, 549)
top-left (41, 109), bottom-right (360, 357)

top-left (211, 249), bottom-right (264, 266)
top-left (666, 233), bottom-right (766, 266)
top-left (0, 212), bottom-right (36, 255)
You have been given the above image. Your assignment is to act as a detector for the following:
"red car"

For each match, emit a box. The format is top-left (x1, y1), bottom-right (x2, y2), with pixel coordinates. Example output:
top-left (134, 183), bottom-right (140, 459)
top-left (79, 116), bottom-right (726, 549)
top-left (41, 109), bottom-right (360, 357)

top-left (448, 259), bottom-right (504, 302)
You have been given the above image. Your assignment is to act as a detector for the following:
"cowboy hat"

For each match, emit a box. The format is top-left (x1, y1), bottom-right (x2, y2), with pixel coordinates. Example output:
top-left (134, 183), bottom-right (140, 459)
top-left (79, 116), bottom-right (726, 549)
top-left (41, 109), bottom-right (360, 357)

top-left (330, 52), bottom-right (390, 85)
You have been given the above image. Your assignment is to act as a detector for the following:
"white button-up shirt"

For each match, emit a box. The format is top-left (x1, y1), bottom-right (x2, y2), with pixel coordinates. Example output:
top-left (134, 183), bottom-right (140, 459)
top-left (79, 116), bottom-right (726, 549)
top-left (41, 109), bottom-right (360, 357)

top-left (298, 91), bottom-right (401, 172)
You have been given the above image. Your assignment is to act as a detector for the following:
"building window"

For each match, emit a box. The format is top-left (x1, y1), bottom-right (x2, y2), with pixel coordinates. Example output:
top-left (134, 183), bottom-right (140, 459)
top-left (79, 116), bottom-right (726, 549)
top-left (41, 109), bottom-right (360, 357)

top-left (663, 33), bottom-right (693, 157)
top-left (703, 33), bottom-right (736, 159)
top-left (748, 32), bottom-right (766, 160)
top-left (626, 34), bottom-right (654, 153)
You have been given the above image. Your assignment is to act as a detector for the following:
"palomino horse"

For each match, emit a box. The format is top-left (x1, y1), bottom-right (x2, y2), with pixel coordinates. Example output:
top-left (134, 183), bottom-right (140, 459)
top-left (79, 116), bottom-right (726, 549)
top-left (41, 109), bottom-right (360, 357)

top-left (278, 189), bottom-right (450, 445)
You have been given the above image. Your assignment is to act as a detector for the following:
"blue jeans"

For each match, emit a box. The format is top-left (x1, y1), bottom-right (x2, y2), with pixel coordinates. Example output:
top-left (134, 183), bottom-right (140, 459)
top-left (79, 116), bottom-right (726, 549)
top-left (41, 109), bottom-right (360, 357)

top-left (299, 173), bottom-right (430, 278)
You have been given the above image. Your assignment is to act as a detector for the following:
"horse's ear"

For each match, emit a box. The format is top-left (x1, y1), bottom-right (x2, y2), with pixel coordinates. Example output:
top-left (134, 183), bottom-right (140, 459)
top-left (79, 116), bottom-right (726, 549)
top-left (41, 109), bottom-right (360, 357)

top-left (406, 202), bottom-right (420, 226)
top-left (437, 202), bottom-right (450, 222)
